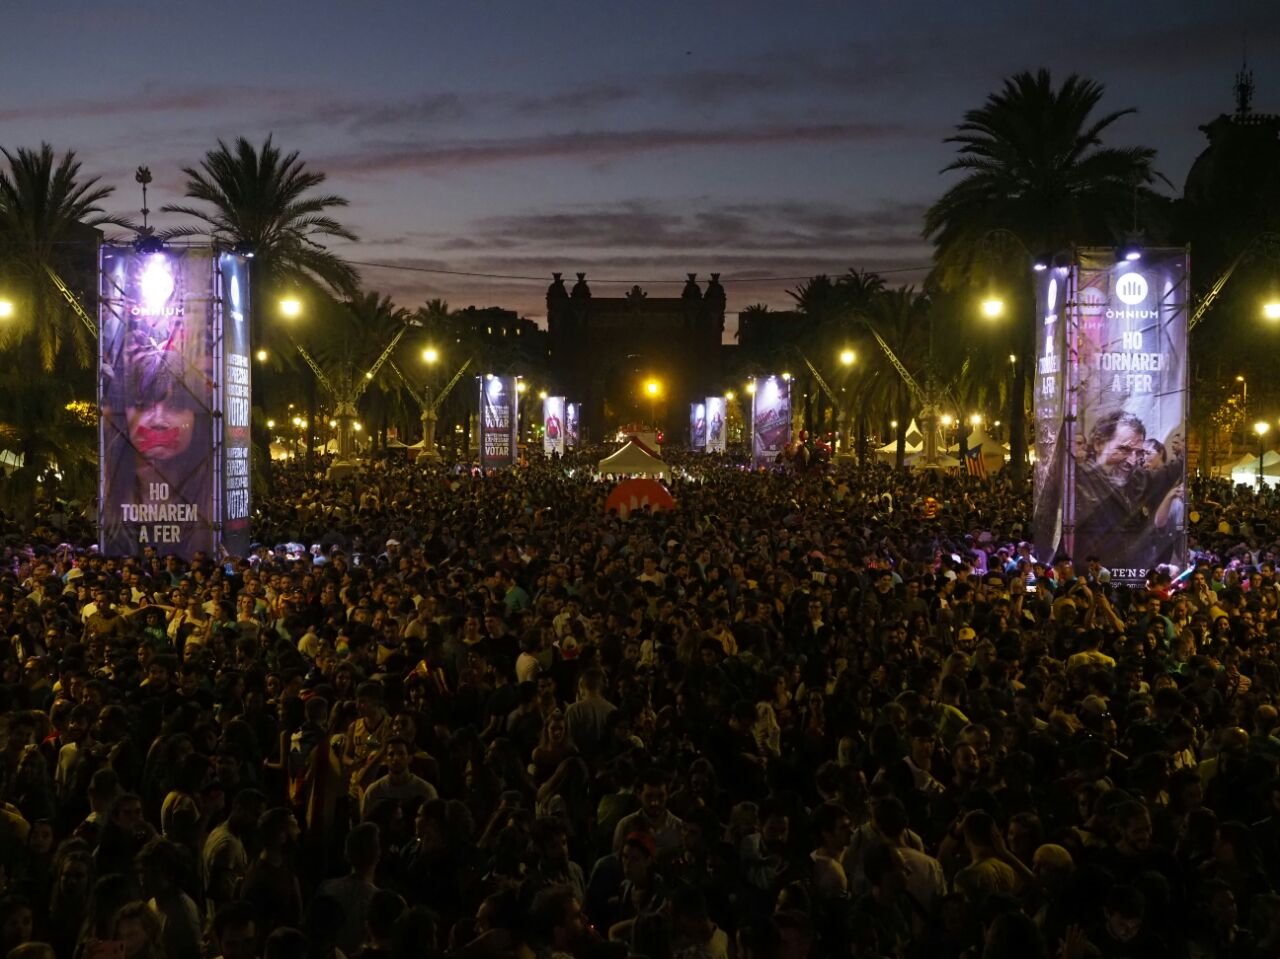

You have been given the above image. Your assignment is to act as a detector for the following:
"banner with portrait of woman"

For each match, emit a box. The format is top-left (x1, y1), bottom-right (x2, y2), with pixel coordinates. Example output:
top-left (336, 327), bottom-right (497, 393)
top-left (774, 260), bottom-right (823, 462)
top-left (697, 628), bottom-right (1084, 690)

top-left (99, 246), bottom-right (218, 557)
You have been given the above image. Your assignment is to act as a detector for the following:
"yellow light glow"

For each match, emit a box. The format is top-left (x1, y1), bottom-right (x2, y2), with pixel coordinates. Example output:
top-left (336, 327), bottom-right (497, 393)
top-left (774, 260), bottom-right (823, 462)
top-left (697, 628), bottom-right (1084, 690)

top-left (1265, 302), bottom-right (1280, 321)
top-left (970, 413), bottom-right (982, 426)
top-left (0, 300), bottom-right (14, 319)
top-left (328, 419), bottom-right (337, 428)
top-left (422, 347), bottom-right (439, 363)
top-left (353, 422), bottom-right (363, 431)
top-left (782, 372), bottom-right (792, 381)
top-left (725, 391), bottom-right (735, 401)
top-left (516, 381), bottom-right (527, 393)
top-left (890, 420), bottom-right (899, 429)
top-left (365, 371), bottom-right (373, 379)
top-left (255, 348), bottom-right (268, 362)
top-left (1256, 421), bottom-right (1271, 437)
top-left (645, 379), bottom-right (661, 397)
top-left (746, 382), bottom-right (757, 395)
top-left (940, 414), bottom-right (954, 427)
top-left (839, 349), bottom-right (856, 366)
top-left (266, 419), bottom-right (276, 429)
top-left (981, 297), bottom-right (1005, 319)
top-left (279, 297), bottom-right (302, 318)
top-left (538, 390), bottom-right (548, 400)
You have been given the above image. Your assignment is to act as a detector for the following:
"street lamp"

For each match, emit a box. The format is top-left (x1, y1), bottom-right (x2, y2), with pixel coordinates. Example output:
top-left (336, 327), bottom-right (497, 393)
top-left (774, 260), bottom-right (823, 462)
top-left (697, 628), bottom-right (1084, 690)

top-left (745, 381), bottom-right (757, 395)
top-left (255, 349), bottom-right (268, 362)
top-left (266, 419), bottom-right (275, 429)
top-left (970, 413), bottom-right (983, 427)
top-left (279, 297), bottom-right (302, 319)
top-left (981, 297), bottom-right (1005, 319)
top-left (1265, 302), bottom-right (1280, 321)
top-left (725, 390), bottom-right (735, 401)
top-left (644, 378), bottom-right (661, 426)
top-left (0, 299), bottom-right (14, 319)
top-left (839, 348), bottom-right (856, 366)
top-left (422, 347), bottom-right (439, 364)
top-left (1257, 421), bottom-right (1271, 490)
top-left (538, 390), bottom-right (548, 401)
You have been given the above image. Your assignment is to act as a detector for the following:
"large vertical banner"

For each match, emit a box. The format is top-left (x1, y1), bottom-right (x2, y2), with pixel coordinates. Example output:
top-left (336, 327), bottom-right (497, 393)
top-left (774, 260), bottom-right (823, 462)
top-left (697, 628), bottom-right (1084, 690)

top-left (751, 375), bottom-right (790, 467)
top-left (480, 375), bottom-right (518, 468)
top-left (689, 402), bottom-right (706, 450)
top-left (100, 247), bottom-right (217, 558)
top-left (1032, 266), bottom-right (1070, 564)
top-left (565, 403), bottom-right (580, 448)
top-left (543, 395), bottom-right (566, 456)
top-left (1068, 249), bottom-right (1188, 582)
top-left (705, 396), bottom-right (726, 453)
top-left (218, 253), bottom-right (252, 558)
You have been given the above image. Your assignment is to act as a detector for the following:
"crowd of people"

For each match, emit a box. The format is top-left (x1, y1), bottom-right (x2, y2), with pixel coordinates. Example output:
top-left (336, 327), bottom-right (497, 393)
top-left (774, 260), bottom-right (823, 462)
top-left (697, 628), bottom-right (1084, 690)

top-left (3, 450), bottom-right (1280, 959)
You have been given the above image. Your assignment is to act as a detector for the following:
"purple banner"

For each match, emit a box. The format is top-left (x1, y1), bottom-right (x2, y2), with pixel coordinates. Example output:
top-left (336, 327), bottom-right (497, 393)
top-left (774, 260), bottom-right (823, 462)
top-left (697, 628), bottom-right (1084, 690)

top-left (566, 403), bottom-right (580, 448)
top-left (690, 402), bottom-right (706, 450)
top-left (752, 375), bottom-right (790, 467)
top-left (543, 395), bottom-right (566, 456)
top-left (480, 375), bottom-right (518, 468)
top-left (100, 247), bottom-right (217, 558)
top-left (705, 396), bottom-right (726, 453)
top-left (218, 252), bottom-right (252, 558)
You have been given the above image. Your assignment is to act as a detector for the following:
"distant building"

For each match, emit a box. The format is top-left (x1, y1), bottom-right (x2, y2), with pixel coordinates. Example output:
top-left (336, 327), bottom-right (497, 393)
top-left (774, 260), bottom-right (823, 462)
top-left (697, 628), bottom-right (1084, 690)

top-left (546, 272), bottom-right (725, 439)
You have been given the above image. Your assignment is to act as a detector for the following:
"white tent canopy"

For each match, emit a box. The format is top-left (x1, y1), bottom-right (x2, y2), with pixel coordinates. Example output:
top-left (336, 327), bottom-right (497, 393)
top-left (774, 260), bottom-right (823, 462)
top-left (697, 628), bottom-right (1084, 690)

top-left (598, 438), bottom-right (668, 479)
top-left (875, 419), bottom-right (925, 463)
top-left (907, 451), bottom-right (961, 470)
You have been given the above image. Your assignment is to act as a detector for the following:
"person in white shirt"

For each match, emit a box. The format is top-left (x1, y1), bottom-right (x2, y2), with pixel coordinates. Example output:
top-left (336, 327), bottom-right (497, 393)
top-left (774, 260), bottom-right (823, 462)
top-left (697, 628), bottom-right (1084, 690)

top-left (361, 737), bottom-right (437, 821)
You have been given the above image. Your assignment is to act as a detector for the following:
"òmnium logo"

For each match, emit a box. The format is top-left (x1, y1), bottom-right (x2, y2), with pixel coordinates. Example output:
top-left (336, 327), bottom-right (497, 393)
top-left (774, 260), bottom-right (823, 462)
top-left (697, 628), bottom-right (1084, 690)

top-left (1115, 273), bottom-right (1148, 306)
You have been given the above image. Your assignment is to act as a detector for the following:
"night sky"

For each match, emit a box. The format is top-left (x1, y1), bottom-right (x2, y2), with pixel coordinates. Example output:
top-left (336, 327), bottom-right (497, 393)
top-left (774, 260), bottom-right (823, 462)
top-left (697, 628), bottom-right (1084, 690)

top-left (3, 1), bottom-right (1277, 336)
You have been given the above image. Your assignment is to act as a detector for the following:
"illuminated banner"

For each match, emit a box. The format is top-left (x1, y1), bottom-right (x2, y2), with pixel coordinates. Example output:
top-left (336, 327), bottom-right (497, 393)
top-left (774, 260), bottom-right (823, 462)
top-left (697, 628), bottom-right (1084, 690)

top-left (566, 403), bottom-right (580, 448)
top-left (479, 375), bottom-right (518, 468)
top-left (218, 253), bottom-right (252, 558)
top-left (100, 246), bottom-right (218, 558)
top-left (1035, 248), bottom-right (1189, 583)
top-left (689, 402), bottom-right (706, 450)
top-left (751, 375), bottom-right (790, 467)
top-left (1032, 265), bottom-right (1070, 565)
top-left (543, 395), bottom-right (566, 456)
top-left (705, 396), bottom-right (727, 453)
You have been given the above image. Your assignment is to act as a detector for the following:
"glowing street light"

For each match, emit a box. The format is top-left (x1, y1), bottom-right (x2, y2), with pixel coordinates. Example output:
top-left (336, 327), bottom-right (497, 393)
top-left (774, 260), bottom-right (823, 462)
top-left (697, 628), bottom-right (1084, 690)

top-left (255, 348), bottom-right (268, 362)
top-left (725, 390), bottom-right (735, 401)
top-left (279, 297), bottom-right (302, 319)
top-left (781, 372), bottom-right (792, 381)
top-left (266, 419), bottom-right (276, 429)
top-left (422, 346), bottom-right (439, 364)
top-left (970, 413), bottom-right (983, 427)
top-left (1264, 301), bottom-right (1280, 321)
top-left (839, 348), bottom-right (856, 366)
top-left (516, 381), bottom-right (527, 393)
top-left (940, 414), bottom-right (954, 428)
top-left (538, 390), bottom-right (548, 401)
top-left (981, 297), bottom-right (1005, 319)
top-left (745, 381), bottom-right (757, 395)
top-left (645, 379), bottom-right (661, 397)
top-left (0, 299), bottom-right (14, 319)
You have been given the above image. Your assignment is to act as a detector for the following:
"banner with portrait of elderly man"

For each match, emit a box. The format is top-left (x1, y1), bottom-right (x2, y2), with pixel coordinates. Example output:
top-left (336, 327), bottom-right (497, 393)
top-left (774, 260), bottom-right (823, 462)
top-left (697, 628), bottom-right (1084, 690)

top-left (1062, 248), bottom-right (1189, 584)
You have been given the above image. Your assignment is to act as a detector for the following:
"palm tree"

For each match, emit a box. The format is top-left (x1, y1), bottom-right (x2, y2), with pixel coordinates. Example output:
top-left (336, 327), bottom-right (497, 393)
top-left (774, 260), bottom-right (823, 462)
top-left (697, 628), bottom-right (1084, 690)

top-left (0, 145), bottom-right (130, 516)
top-left (924, 70), bottom-right (1162, 485)
top-left (0, 144), bottom-right (131, 371)
top-left (856, 287), bottom-right (931, 468)
top-left (163, 136), bottom-right (359, 468)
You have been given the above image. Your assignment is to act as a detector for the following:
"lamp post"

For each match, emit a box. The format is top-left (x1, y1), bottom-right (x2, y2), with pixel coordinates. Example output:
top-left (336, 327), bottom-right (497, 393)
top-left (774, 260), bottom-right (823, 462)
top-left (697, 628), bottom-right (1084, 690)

top-left (1257, 421), bottom-right (1270, 491)
top-left (644, 378), bottom-right (661, 428)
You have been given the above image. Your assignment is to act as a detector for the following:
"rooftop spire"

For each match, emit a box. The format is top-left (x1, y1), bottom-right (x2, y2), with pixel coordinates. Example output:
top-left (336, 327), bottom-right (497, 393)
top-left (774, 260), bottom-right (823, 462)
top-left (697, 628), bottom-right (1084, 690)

top-left (1235, 49), bottom-right (1254, 116)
